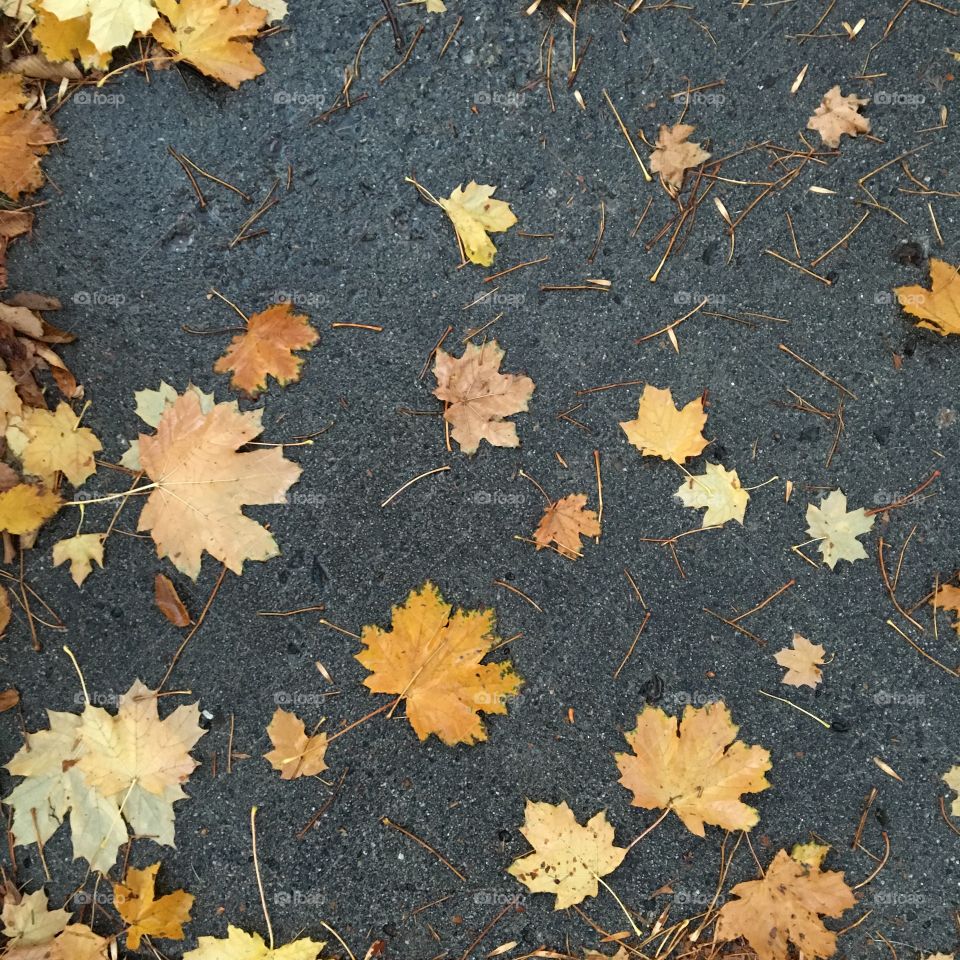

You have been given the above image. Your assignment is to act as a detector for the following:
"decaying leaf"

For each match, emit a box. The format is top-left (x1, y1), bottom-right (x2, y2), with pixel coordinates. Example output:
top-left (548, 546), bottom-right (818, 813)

top-left (356, 582), bottom-right (522, 746)
top-left (774, 633), bottom-right (826, 688)
top-left (0, 74), bottom-right (57, 201)
top-left (0, 687), bottom-right (18, 711)
top-left (52, 532), bottom-right (105, 586)
top-left (649, 123), bottom-right (710, 192)
top-left (41, 0), bottom-right (158, 56)
top-left (113, 862), bottom-right (194, 949)
top-left (894, 258), bottom-right (960, 337)
top-left (533, 493), bottom-right (600, 559)
top-left (507, 800), bottom-right (627, 909)
top-left (791, 841), bottom-right (830, 870)
top-left (805, 489), bottom-right (874, 569)
top-left (2, 889), bottom-right (70, 946)
top-left (184, 926), bottom-right (325, 960)
top-left (213, 302), bottom-right (319, 397)
top-left (806, 86), bottom-right (870, 148)
top-left (437, 181), bottom-right (518, 266)
top-left (135, 388), bottom-right (302, 579)
top-left (0, 210), bottom-right (33, 289)
top-left (0, 483), bottom-right (61, 534)
top-left (433, 340), bottom-right (534, 454)
top-left (264, 707), bottom-right (329, 779)
top-left (155, 573), bottom-right (192, 627)
top-left (944, 765), bottom-right (960, 817)
top-left (715, 849), bottom-right (856, 960)
top-left (620, 385), bottom-right (708, 464)
top-left (675, 462), bottom-right (748, 527)
top-left (615, 701), bottom-right (772, 836)
top-left (10, 401), bottom-right (101, 486)
top-left (4, 679), bottom-right (205, 872)
top-left (151, 0), bottom-right (269, 89)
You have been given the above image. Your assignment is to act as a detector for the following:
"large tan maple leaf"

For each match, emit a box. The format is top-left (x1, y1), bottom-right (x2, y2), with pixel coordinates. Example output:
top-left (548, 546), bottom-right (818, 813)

top-left (615, 701), bottom-right (772, 836)
top-left (432, 340), bottom-right (534, 454)
top-left (356, 582), bottom-right (522, 746)
top-left (137, 390), bottom-right (302, 579)
top-left (715, 849), bottom-right (856, 960)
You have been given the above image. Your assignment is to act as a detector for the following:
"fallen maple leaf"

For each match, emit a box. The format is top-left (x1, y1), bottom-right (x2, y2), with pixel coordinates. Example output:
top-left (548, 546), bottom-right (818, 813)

top-left (0, 369), bottom-right (22, 432)
top-left (675, 462), bottom-right (748, 527)
top-left (533, 493), bottom-right (600, 559)
top-left (155, 573), bottom-right (192, 627)
top-left (649, 123), bottom-right (710, 192)
top-left (433, 340), bottom-right (534, 454)
top-left (52, 532), bottom-right (105, 586)
top-left (0, 483), bottom-right (61, 534)
top-left (944, 765), bottom-right (960, 817)
top-left (437, 181), bottom-right (517, 266)
top-left (136, 388), bottom-right (302, 579)
top-left (152, 0), bottom-right (269, 89)
top-left (10, 401), bottom-right (101, 486)
top-left (0, 210), bottom-right (33, 289)
top-left (615, 701), bottom-right (772, 836)
top-left (894, 258), bottom-right (960, 337)
top-left (5, 679), bottom-right (205, 872)
top-left (213, 302), bottom-right (319, 397)
top-left (32, 10), bottom-right (111, 69)
top-left (774, 633), bottom-right (825, 688)
top-left (620, 385), bottom-right (708, 464)
top-left (507, 800), bottom-right (627, 910)
top-left (41, 0), bottom-right (158, 55)
top-left (184, 926), bottom-right (325, 959)
top-left (121, 381), bottom-right (214, 470)
top-left (0, 74), bottom-right (57, 201)
top-left (232, 0), bottom-right (286, 21)
top-left (792, 841), bottom-right (831, 870)
top-left (715, 849), bottom-right (856, 960)
top-left (113, 862), bottom-right (194, 949)
top-left (2, 889), bottom-right (70, 946)
top-left (806, 86), bottom-right (870, 148)
top-left (356, 582), bottom-right (522, 746)
top-left (931, 581), bottom-right (960, 634)
top-left (805, 489), bottom-right (874, 569)
top-left (264, 707), bottom-right (329, 779)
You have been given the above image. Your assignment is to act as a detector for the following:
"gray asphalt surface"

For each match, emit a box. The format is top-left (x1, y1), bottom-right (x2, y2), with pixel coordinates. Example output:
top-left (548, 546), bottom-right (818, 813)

top-left (2, 1), bottom-right (959, 958)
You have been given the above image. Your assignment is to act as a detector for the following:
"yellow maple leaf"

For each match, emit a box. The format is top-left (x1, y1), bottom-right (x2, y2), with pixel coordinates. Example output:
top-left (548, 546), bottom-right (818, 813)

top-left (0, 484), bottom-right (61, 535)
top-left (944, 765), bottom-right (960, 817)
top-left (507, 800), bottom-right (627, 910)
top-left (5, 679), bottom-right (205, 872)
top-left (807, 86), bottom-right (870, 148)
top-left (0, 74), bottom-right (57, 201)
top-left (791, 840), bottom-right (831, 870)
top-left (649, 123), bottom-right (710, 192)
top-left (264, 707), bottom-right (329, 779)
top-left (805, 489), bottom-right (874, 569)
top-left (136, 389), bottom-right (302, 579)
top-left (214, 302), bottom-right (319, 397)
top-left (356, 582), bottom-right (522, 746)
top-left (715, 849), bottom-right (856, 960)
top-left (620, 385), bottom-right (708, 464)
top-left (114, 862), bottom-right (194, 950)
top-left (52, 532), bottom-right (105, 586)
top-left (774, 633), bottom-right (826, 688)
top-left (894, 258), bottom-right (960, 337)
top-left (615, 701), bottom-right (772, 836)
top-left (675, 462), bottom-right (748, 527)
top-left (184, 925), bottom-right (325, 960)
top-left (13, 401), bottom-right (101, 486)
top-left (2, 890), bottom-right (70, 946)
top-left (437, 181), bottom-right (517, 266)
top-left (433, 340), bottom-right (534, 454)
top-left (152, 0), bottom-right (268, 89)
top-left (41, 0), bottom-right (158, 55)
top-left (32, 10), bottom-right (112, 70)
top-left (533, 493), bottom-right (600, 559)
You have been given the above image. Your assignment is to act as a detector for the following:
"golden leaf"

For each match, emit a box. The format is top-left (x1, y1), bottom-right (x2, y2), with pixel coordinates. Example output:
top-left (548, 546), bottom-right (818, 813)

top-left (356, 582), bottom-right (522, 746)
top-left (675, 462), bottom-right (748, 527)
top-left (264, 707), bottom-right (329, 779)
top-left (620, 385), bottom-right (708, 464)
top-left (805, 489), bottom-right (874, 569)
top-left (32, 10), bottom-right (111, 69)
top-left (533, 493), bottom-right (600, 559)
top-left (894, 258), bottom-right (960, 337)
top-left (52, 533), bottom-right (105, 586)
top-left (15, 401), bottom-right (101, 487)
top-left (184, 926), bottom-right (325, 960)
top-left (774, 633), bottom-right (826, 688)
top-left (114, 862), bottom-right (193, 950)
top-left (0, 484), bottom-right (61, 535)
top-left (41, 0), bottom-right (158, 54)
top-left (437, 181), bottom-right (517, 266)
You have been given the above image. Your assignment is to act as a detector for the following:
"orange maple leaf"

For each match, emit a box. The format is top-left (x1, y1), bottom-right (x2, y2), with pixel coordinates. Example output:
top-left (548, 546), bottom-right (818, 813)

top-left (806, 86), bottom-right (870, 148)
top-left (533, 493), bottom-right (600, 559)
top-left (136, 389), bottom-right (301, 578)
top-left (356, 582), bottom-right (522, 746)
top-left (0, 75), bottom-right (56, 201)
top-left (113, 862), bottom-right (194, 950)
top-left (151, 0), bottom-right (268, 89)
top-left (432, 340), bottom-right (534, 454)
top-left (214, 302), bottom-right (319, 397)
top-left (615, 701), bottom-right (772, 836)
top-left (715, 849), bottom-right (856, 960)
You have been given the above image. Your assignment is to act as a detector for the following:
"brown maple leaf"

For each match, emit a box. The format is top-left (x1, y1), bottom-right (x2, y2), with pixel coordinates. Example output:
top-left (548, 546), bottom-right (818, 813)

top-left (619, 385), bottom-right (709, 464)
top-left (894, 258), bottom-right (960, 337)
top-left (356, 582), bottom-right (522, 746)
top-left (773, 633), bottom-right (826, 688)
top-left (649, 123), bottom-right (710, 192)
top-left (806, 86), bottom-right (870, 148)
top-left (0, 74), bottom-right (56, 201)
top-left (533, 493), bottom-right (600, 559)
top-left (615, 701), bottom-right (772, 836)
top-left (715, 849), bottom-right (856, 960)
top-left (432, 340), bottom-right (534, 455)
top-left (136, 389), bottom-right (302, 579)
top-left (213, 302), bottom-right (319, 397)
top-left (0, 210), bottom-right (33, 289)
top-left (931, 579), bottom-right (960, 634)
